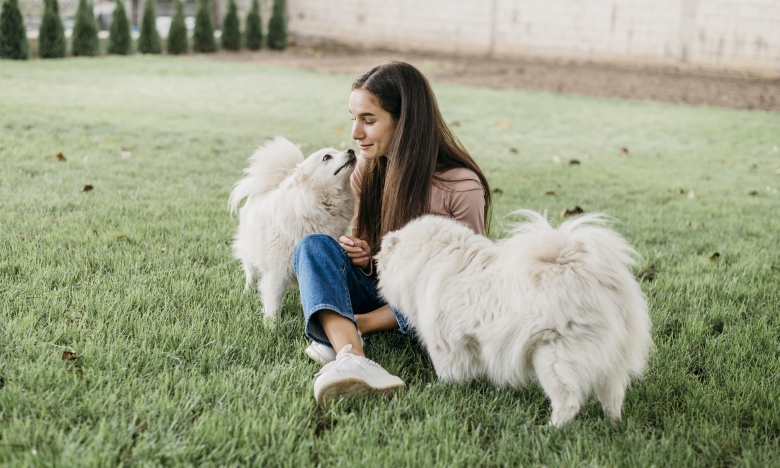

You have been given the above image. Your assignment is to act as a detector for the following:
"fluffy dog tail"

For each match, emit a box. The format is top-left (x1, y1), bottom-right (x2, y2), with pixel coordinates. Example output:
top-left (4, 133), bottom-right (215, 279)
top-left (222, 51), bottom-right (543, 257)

top-left (500, 210), bottom-right (652, 425)
top-left (228, 136), bottom-right (304, 214)
top-left (503, 209), bottom-right (653, 378)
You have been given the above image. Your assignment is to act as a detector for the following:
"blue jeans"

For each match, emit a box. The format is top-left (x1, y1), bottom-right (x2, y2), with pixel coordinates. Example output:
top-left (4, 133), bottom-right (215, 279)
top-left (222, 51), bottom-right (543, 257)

top-left (293, 234), bottom-right (409, 347)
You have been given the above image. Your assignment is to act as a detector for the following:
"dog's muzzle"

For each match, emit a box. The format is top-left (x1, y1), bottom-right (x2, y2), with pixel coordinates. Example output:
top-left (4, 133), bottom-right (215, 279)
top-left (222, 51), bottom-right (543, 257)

top-left (333, 150), bottom-right (357, 176)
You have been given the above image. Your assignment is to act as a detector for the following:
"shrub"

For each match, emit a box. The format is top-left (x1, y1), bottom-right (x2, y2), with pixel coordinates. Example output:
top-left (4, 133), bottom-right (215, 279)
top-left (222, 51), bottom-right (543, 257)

top-left (266, 0), bottom-right (286, 50)
top-left (137, 0), bottom-right (161, 54)
top-left (71, 0), bottom-right (100, 56)
top-left (107, 0), bottom-right (132, 55)
top-left (220, 0), bottom-right (240, 51)
top-left (166, 0), bottom-right (188, 54)
top-left (244, 0), bottom-right (261, 51)
top-left (192, 0), bottom-right (216, 53)
top-left (38, 0), bottom-right (66, 59)
top-left (0, 0), bottom-right (29, 59)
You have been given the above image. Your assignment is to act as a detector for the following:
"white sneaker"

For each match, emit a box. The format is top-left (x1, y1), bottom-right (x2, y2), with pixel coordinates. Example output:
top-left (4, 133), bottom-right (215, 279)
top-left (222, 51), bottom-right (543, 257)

top-left (305, 331), bottom-right (364, 365)
top-left (305, 341), bottom-right (336, 365)
top-left (313, 344), bottom-right (405, 406)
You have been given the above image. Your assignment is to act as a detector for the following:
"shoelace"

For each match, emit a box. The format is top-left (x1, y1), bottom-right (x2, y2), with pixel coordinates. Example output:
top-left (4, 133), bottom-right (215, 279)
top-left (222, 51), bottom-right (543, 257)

top-left (315, 350), bottom-right (379, 377)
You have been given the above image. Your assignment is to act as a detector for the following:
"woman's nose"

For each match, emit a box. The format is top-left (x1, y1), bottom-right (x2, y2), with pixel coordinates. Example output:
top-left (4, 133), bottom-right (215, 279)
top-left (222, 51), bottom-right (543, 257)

top-left (351, 121), bottom-right (363, 140)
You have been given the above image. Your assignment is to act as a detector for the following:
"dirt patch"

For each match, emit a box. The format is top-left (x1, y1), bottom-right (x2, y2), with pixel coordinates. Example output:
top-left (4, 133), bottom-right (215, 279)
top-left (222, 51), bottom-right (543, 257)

top-left (209, 44), bottom-right (780, 112)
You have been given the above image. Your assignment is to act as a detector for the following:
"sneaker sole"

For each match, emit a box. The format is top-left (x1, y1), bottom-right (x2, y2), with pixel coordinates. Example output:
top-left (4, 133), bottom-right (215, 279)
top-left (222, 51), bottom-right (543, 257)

top-left (316, 378), bottom-right (405, 406)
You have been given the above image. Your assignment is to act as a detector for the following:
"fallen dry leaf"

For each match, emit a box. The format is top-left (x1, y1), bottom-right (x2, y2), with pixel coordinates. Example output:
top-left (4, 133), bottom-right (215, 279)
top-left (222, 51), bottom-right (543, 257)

top-left (335, 126), bottom-right (344, 133)
top-left (569, 159), bottom-right (581, 165)
top-left (492, 187), bottom-right (503, 194)
top-left (545, 190), bottom-right (558, 196)
top-left (56, 152), bottom-right (66, 161)
top-left (509, 148), bottom-right (518, 154)
top-left (114, 234), bottom-right (125, 239)
top-left (82, 184), bottom-right (93, 192)
top-left (120, 151), bottom-right (132, 159)
top-left (108, 136), bottom-right (115, 142)
top-left (61, 351), bottom-right (79, 361)
top-left (709, 252), bottom-right (720, 261)
top-left (499, 121), bottom-right (512, 129)
top-left (620, 147), bottom-right (629, 155)
top-left (751, 164), bottom-right (758, 170)
top-left (684, 221), bottom-right (691, 227)
top-left (561, 206), bottom-right (584, 218)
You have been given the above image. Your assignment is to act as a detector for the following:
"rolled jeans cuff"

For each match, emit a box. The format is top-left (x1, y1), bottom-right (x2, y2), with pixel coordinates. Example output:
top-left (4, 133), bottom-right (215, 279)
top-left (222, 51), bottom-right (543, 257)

top-left (390, 305), bottom-right (409, 335)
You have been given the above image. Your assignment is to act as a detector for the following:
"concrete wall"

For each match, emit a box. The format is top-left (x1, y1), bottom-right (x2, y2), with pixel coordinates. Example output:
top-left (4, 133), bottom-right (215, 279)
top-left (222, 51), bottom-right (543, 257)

top-left (287, 0), bottom-right (780, 76)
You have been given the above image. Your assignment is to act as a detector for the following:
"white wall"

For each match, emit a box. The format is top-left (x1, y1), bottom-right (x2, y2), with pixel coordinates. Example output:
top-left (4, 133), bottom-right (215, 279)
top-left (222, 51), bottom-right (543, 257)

top-left (288, 0), bottom-right (780, 76)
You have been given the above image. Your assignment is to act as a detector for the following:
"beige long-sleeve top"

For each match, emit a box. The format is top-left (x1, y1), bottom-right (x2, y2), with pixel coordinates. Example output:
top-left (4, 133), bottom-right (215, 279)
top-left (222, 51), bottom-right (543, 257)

top-left (350, 156), bottom-right (486, 236)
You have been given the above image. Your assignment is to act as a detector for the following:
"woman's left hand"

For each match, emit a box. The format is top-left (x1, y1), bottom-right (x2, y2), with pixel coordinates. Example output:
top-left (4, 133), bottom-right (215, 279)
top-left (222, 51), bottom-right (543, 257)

top-left (339, 235), bottom-right (372, 269)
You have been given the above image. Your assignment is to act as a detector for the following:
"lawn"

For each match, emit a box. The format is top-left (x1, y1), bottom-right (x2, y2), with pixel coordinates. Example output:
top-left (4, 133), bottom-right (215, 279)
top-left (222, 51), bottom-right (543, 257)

top-left (1, 56), bottom-right (779, 467)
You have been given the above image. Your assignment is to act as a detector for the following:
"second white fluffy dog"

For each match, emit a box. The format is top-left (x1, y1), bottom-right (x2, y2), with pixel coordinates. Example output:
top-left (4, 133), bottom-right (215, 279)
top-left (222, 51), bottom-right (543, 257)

top-left (375, 211), bottom-right (653, 427)
top-left (229, 137), bottom-right (357, 318)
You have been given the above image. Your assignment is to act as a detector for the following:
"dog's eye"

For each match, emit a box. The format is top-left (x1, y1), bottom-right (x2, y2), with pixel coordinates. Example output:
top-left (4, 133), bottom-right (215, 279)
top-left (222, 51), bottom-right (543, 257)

top-left (322, 154), bottom-right (332, 161)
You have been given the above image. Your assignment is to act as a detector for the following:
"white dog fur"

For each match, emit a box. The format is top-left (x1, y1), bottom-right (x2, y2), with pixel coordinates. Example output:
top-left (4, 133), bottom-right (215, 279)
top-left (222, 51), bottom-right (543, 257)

top-left (229, 137), bottom-right (357, 318)
top-left (375, 211), bottom-right (652, 427)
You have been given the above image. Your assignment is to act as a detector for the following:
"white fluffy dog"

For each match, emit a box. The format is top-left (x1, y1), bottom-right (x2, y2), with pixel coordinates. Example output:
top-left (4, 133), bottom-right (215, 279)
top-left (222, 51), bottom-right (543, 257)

top-left (375, 211), bottom-right (652, 427)
top-left (229, 137), bottom-right (357, 318)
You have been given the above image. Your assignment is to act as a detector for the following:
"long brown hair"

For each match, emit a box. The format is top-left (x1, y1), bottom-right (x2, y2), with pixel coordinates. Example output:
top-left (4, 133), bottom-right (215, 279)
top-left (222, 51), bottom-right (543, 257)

top-left (353, 61), bottom-right (492, 252)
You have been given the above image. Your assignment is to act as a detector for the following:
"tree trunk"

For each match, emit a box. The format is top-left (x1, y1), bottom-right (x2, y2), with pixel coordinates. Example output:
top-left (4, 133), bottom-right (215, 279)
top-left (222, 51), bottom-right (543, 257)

top-left (211, 0), bottom-right (220, 31)
top-left (131, 0), bottom-right (139, 27)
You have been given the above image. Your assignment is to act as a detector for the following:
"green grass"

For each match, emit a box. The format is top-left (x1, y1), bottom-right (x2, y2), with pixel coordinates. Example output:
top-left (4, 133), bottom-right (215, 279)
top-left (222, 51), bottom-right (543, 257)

top-left (1, 56), bottom-right (779, 466)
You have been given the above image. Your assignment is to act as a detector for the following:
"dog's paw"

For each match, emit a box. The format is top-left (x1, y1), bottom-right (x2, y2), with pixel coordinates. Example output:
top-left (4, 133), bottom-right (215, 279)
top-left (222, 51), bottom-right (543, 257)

top-left (261, 313), bottom-right (278, 330)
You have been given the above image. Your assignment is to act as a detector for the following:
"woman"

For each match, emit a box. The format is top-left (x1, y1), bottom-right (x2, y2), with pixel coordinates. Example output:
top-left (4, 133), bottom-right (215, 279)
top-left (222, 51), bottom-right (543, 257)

top-left (293, 61), bottom-right (492, 405)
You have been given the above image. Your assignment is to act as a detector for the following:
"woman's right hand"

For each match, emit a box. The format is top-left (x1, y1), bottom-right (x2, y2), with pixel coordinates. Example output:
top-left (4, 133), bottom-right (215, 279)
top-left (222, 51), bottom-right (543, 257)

top-left (339, 235), bottom-right (372, 269)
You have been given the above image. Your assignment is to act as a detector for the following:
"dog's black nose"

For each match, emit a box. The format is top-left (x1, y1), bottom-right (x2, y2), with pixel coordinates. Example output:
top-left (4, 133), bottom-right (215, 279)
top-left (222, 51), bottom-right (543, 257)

top-left (346, 149), bottom-right (355, 156)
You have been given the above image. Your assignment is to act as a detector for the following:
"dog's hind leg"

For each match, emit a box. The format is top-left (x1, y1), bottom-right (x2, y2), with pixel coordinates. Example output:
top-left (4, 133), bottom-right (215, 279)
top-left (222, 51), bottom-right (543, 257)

top-left (596, 373), bottom-right (627, 422)
top-left (532, 343), bottom-right (584, 428)
top-left (259, 274), bottom-right (287, 318)
top-left (243, 262), bottom-right (257, 292)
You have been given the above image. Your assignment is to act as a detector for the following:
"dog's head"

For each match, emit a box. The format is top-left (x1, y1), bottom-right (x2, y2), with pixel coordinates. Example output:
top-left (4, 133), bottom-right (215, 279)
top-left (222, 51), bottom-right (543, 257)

top-left (376, 215), bottom-right (479, 322)
top-left (294, 147), bottom-right (357, 189)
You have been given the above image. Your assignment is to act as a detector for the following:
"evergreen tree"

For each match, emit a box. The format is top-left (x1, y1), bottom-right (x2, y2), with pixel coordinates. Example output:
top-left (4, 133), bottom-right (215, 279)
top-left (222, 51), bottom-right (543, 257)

top-left (220, 0), bottom-right (239, 51)
top-left (71, 0), bottom-right (100, 56)
top-left (137, 0), bottom-right (161, 53)
top-left (38, 0), bottom-right (66, 58)
top-left (107, 0), bottom-right (131, 55)
top-left (266, 0), bottom-right (286, 50)
top-left (192, 0), bottom-right (215, 53)
top-left (244, 0), bottom-right (261, 51)
top-left (0, 0), bottom-right (29, 59)
top-left (166, 0), bottom-right (187, 54)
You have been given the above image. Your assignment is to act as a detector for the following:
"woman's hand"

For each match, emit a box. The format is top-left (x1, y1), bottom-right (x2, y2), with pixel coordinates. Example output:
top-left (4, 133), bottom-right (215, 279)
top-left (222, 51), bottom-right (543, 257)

top-left (339, 235), bottom-right (372, 269)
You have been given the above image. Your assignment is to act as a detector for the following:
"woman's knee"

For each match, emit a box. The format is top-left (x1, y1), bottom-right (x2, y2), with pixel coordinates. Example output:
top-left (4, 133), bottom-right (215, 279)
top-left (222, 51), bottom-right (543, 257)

top-left (294, 234), bottom-right (343, 268)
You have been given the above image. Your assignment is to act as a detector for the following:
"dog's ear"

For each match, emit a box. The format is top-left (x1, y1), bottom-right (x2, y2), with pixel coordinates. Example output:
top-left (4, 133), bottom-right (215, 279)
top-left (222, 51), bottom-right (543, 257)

top-left (381, 233), bottom-right (399, 253)
top-left (285, 167), bottom-right (307, 187)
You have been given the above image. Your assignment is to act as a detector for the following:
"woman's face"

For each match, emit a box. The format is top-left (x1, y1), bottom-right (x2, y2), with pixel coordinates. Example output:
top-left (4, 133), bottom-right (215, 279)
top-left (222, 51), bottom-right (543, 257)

top-left (349, 89), bottom-right (398, 160)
